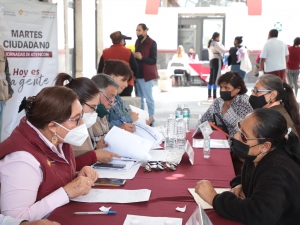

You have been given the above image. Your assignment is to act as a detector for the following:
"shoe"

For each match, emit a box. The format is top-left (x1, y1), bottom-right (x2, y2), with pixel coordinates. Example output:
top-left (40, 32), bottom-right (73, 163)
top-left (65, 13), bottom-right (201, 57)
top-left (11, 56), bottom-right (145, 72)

top-left (208, 97), bottom-right (214, 101)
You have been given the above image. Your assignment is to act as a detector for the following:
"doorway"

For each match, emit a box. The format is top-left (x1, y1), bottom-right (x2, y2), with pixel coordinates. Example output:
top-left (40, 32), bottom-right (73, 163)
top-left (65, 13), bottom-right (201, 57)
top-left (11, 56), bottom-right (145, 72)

top-left (178, 16), bottom-right (225, 60)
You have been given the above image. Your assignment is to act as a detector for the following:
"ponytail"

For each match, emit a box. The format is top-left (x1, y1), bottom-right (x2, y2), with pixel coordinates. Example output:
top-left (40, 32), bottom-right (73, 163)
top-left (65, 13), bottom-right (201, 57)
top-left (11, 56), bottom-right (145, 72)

top-left (282, 82), bottom-right (300, 137)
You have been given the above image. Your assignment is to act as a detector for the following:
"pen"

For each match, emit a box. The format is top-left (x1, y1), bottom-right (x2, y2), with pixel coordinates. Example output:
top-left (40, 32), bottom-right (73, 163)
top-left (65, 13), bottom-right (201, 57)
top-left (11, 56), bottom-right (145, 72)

top-left (74, 211), bottom-right (117, 215)
top-left (120, 119), bottom-right (126, 124)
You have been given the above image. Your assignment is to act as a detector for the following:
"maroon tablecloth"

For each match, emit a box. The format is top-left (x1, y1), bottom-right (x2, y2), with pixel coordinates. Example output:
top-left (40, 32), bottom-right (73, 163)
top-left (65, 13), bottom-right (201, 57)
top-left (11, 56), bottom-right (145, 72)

top-left (48, 131), bottom-right (244, 225)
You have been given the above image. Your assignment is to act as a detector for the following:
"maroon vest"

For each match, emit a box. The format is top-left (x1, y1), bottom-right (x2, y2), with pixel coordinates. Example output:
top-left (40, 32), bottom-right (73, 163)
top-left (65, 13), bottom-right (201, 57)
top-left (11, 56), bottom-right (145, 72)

top-left (102, 44), bottom-right (131, 64)
top-left (0, 117), bottom-right (76, 201)
top-left (135, 36), bottom-right (158, 81)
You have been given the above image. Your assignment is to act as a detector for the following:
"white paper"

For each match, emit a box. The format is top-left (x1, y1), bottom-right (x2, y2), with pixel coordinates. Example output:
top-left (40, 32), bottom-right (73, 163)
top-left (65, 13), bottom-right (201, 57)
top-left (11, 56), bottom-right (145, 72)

top-left (99, 206), bottom-right (111, 212)
top-left (186, 205), bottom-right (213, 225)
top-left (134, 122), bottom-right (164, 148)
top-left (152, 125), bottom-right (167, 140)
top-left (95, 163), bottom-right (140, 180)
top-left (123, 215), bottom-right (182, 225)
top-left (176, 205), bottom-right (186, 212)
top-left (188, 188), bottom-right (230, 209)
top-left (104, 126), bottom-right (152, 161)
top-left (185, 141), bottom-right (194, 165)
top-left (193, 139), bottom-right (229, 149)
top-left (130, 105), bottom-right (149, 124)
top-left (149, 150), bottom-right (169, 162)
top-left (72, 189), bottom-right (151, 203)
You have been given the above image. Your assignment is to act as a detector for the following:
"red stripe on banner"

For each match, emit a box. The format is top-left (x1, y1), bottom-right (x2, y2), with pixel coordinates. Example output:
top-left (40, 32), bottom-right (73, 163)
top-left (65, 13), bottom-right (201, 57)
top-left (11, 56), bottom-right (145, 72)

top-left (145, 0), bottom-right (160, 15)
top-left (5, 51), bottom-right (53, 58)
top-left (248, 0), bottom-right (262, 15)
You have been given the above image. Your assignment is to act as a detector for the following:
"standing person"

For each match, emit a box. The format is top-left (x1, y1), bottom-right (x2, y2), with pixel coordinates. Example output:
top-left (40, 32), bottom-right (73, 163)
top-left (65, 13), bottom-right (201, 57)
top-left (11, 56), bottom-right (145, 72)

top-left (207, 32), bottom-right (226, 100)
top-left (97, 31), bottom-right (138, 97)
top-left (286, 37), bottom-right (300, 96)
top-left (134, 23), bottom-right (158, 125)
top-left (259, 29), bottom-right (289, 82)
top-left (0, 45), bottom-right (14, 142)
top-left (228, 36), bottom-right (247, 79)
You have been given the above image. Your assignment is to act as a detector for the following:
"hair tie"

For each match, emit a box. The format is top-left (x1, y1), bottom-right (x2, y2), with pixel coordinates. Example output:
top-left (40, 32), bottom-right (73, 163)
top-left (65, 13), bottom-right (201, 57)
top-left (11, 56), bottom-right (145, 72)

top-left (283, 82), bottom-right (289, 90)
top-left (68, 77), bottom-right (73, 83)
top-left (287, 127), bottom-right (292, 135)
top-left (18, 97), bottom-right (35, 116)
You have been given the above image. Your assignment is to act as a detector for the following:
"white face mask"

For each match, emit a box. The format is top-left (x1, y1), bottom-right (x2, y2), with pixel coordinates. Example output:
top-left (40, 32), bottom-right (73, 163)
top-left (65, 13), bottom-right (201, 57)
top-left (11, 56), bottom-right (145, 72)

top-left (55, 122), bottom-right (89, 146)
top-left (82, 112), bottom-right (98, 128)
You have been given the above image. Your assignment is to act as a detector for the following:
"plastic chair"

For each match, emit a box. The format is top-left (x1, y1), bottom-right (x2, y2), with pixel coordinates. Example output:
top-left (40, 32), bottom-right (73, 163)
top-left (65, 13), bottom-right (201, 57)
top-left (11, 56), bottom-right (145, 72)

top-left (171, 62), bottom-right (185, 86)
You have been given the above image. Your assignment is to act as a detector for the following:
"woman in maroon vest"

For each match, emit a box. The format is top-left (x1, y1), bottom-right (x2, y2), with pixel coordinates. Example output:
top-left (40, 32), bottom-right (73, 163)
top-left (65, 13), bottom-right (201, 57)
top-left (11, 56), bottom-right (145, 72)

top-left (0, 86), bottom-right (98, 220)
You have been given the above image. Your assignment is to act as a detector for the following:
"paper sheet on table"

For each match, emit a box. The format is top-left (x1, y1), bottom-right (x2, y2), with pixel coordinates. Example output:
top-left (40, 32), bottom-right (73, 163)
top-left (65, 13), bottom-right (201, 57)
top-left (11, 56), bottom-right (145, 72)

top-left (104, 126), bottom-right (152, 161)
top-left (72, 189), bottom-right (151, 203)
top-left (123, 215), bottom-right (182, 225)
top-left (149, 150), bottom-right (169, 161)
top-left (129, 105), bottom-right (149, 124)
top-left (134, 122), bottom-right (164, 148)
top-left (188, 188), bottom-right (231, 209)
top-left (192, 139), bottom-right (230, 148)
top-left (95, 163), bottom-right (140, 179)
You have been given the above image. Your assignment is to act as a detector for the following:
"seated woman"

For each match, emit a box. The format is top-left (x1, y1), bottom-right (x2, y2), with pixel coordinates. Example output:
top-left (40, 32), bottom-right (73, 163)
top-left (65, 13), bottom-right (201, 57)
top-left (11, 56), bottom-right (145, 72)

top-left (249, 74), bottom-right (300, 137)
top-left (0, 86), bottom-right (98, 220)
top-left (195, 108), bottom-right (300, 224)
top-left (200, 72), bottom-right (253, 137)
top-left (55, 73), bottom-right (120, 171)
top-left (103, 60), bottom-right (139, 132)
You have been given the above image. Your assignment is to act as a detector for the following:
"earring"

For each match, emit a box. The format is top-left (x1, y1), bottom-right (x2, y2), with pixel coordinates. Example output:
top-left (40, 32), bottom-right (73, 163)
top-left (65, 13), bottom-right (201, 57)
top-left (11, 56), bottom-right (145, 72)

top-left (52, 133), bottom-right (58, 145)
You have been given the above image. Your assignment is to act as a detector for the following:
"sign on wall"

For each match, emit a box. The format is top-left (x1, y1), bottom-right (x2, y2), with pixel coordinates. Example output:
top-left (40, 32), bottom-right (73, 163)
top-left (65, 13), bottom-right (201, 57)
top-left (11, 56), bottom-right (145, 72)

top-left (0, 0), bottom-right (58, 141)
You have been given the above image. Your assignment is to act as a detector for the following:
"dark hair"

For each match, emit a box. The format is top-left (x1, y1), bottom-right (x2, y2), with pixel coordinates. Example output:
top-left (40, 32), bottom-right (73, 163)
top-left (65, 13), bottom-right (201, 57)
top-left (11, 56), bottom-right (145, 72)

top-left (138, 23), bottom-right (149, 31)
top-left (269, 29), bottom-right (279, 38)
top-left (54, 73), bottom-right (99, 104)
top-left (25, 86), bottom-right (78, 129)
top-left (235, 36), bottom-right (243, 44)
top-left (91, 73), bottom-right (119, 90)
top-left (217, 72), bottom-right (247, 94)
top-left (207, 32), bottom-right (220, 48)
top-left (103, 60), bottom-right (133, 81)
top-left (189, 47), bottom-right (194, 50)
top-left (293, 37), bottom-right (300, 47)
top-left (252, 108), bottom-right (300, 163)
top-left (258, 74), bottom-right (300, 137)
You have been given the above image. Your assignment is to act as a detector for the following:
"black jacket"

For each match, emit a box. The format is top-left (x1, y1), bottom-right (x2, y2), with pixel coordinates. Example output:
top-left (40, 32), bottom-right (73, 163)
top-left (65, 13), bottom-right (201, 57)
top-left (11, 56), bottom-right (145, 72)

top-left (213, 148), bottom-right (300, 225)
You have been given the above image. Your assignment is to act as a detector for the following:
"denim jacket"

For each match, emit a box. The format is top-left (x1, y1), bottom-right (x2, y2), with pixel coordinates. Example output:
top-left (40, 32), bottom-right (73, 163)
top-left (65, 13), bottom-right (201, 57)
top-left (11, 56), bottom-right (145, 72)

top-left (107, 95), bottom-right (133, 128)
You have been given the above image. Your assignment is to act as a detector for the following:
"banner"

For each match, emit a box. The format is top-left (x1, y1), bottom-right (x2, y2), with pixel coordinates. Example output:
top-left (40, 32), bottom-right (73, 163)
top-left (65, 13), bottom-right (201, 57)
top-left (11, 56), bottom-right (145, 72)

top-left (0, 0), bottom-right (58, 141)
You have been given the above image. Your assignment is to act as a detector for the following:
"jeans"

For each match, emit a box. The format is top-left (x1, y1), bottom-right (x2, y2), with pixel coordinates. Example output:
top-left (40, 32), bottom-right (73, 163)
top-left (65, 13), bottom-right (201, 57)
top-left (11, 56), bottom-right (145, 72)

top-left (0, 102), bottom-right (6, 142)
top-left (286, 69), bottom-right (299, 96)
top-left (135, 79), bottom-right (155, 117)
top-left (231, 64), bottom-right (246, 79)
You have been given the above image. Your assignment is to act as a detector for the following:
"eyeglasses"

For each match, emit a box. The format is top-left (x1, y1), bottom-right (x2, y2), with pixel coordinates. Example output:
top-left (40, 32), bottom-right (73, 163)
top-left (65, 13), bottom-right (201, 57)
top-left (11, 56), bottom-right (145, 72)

top-left (84, 102), bottom-right (97, 113)
top-left (237, 122), bottom-right (266, 143)
top-left (67, 109), bottom-right (84, 126)
top-left (251, 88), bottom-right (272, 94)
top-left (100, 91), bottom-right (115, 105)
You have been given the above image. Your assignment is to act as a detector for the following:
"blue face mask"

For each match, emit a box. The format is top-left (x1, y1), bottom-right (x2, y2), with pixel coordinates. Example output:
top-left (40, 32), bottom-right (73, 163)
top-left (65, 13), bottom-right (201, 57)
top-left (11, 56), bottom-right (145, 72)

top-left (96, 104), bottom-right (109, 118)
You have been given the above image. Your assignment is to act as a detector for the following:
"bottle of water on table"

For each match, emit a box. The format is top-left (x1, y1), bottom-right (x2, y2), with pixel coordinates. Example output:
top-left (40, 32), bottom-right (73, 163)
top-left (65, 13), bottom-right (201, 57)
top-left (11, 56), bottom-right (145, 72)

top-left (165, 114), bottom-right (175, 150)
top-left (182, 104), bottom-right (190, 132)
top-left (175, 104), bottom-right (183, 119)
top-left (175, 115), bottom-right (186, 163)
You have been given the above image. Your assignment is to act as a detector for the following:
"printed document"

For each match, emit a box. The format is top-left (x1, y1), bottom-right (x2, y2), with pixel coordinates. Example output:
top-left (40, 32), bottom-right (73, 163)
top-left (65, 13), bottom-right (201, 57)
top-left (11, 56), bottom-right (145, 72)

top-left (95, 163), bottom-right (140, 180)
top-left (129, 105), bottom-right (149, 124)
top-left (123, 215), bottom-right (182, 225)
top-left (134, 122), bottom-right (164, 148)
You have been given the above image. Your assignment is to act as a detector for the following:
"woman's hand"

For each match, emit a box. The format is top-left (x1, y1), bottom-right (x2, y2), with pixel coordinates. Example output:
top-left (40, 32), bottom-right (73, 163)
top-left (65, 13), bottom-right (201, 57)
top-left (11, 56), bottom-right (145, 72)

top-left (95, 149), bottom-right (120, 162)
top-left (130, 112), bottom-right (139, 122)
top-left (21, 220), bottom-right (60, 225)
top-left (63, 176), bottom-right (93, 199)
top-left (120, 123), bottom-right (136, 133)
top-left (146, 117), bottom-right (153, 126)
top-left (77, 166), bottom-right (98, 182)
top-left (195, 180), bottom-right (217, 206)
top-left (96, 138), bottom-right (108, 149)
top-left (230, 184), bottom-right (245, 199)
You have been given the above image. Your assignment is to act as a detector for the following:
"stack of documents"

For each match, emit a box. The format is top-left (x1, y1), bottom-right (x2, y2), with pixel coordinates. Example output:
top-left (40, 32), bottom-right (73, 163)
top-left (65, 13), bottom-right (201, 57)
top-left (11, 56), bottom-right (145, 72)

top-left (134, 122), bottom-right (164, 149)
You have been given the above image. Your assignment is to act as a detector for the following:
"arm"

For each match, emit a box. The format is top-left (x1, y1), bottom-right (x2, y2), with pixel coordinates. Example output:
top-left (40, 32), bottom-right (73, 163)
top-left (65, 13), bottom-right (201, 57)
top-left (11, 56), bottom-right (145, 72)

top-left (141, 41), bottom-right (157, 65)
top-left (285, 55), bottom-right (289, 64)
top-left (75, 151), bottom-right (97, 171)
top-left (0, 152), bottom-right (69, 221)
top-left (97, 56), bottom-right (104, 74)
top-left (129, 53), bottom-right (138, 78)
top-left (5, 58), bottom-right (14, 95)
top-left (215, 42), bottom-right (227, 54)
top-left (259, 58), bottom-right (265, 71)
top-left (0, 214), bottom-right (27, 225)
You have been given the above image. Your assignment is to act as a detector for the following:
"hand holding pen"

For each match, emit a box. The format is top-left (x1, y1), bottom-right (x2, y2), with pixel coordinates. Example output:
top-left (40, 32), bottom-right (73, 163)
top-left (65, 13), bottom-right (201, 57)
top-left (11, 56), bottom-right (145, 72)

top-left (119, 120), bottom-right (136, 133)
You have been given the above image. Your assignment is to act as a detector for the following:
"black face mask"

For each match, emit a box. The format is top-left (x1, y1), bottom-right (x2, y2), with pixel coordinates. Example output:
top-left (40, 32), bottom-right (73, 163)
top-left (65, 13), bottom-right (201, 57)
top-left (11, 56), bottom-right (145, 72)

top-left (229, 137), bottom-right (262, 162)
top-left (220, 91), bottom-right (234, 101)
top-left (137, 34), bottom-right (144, 40)
top-left (249, 94), bottom-right (268, 109)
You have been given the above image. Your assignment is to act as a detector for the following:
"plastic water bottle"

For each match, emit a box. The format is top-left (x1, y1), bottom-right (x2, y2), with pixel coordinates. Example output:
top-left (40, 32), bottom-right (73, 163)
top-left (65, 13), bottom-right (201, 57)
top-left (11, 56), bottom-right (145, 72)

top-left (182, 104), bottom-right (190, 132)
top-left (203, 135), bottom-right (210, 158)
top-left (175, 115), bottom-right (186, 163)
top-left (175, 104), bottom-right (183, 119)
top-left (165, 114), bottom-right (175, 150)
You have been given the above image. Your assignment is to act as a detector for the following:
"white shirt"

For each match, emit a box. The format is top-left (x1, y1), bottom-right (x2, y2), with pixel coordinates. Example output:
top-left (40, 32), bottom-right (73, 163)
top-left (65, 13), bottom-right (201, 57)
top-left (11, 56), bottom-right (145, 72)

top-left (0, 121), bottom-right (70, 221)
top-left (260, 38), bottom-right (289, 72)
top-left (0, 214), bottom-right (25, 225)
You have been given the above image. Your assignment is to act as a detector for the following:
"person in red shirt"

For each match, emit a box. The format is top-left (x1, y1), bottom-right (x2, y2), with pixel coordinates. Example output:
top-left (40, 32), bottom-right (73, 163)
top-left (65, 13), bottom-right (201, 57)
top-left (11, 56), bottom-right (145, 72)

top-left (287, 37), bottom-right (300, 96)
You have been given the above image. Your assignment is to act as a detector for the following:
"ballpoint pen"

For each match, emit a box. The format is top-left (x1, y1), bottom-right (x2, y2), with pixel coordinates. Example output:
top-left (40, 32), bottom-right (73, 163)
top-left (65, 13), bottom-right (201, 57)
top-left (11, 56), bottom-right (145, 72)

top-left (74, 211), bottom-right (117, 215)
top-left (120, 119), bottom-right (126, 124)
